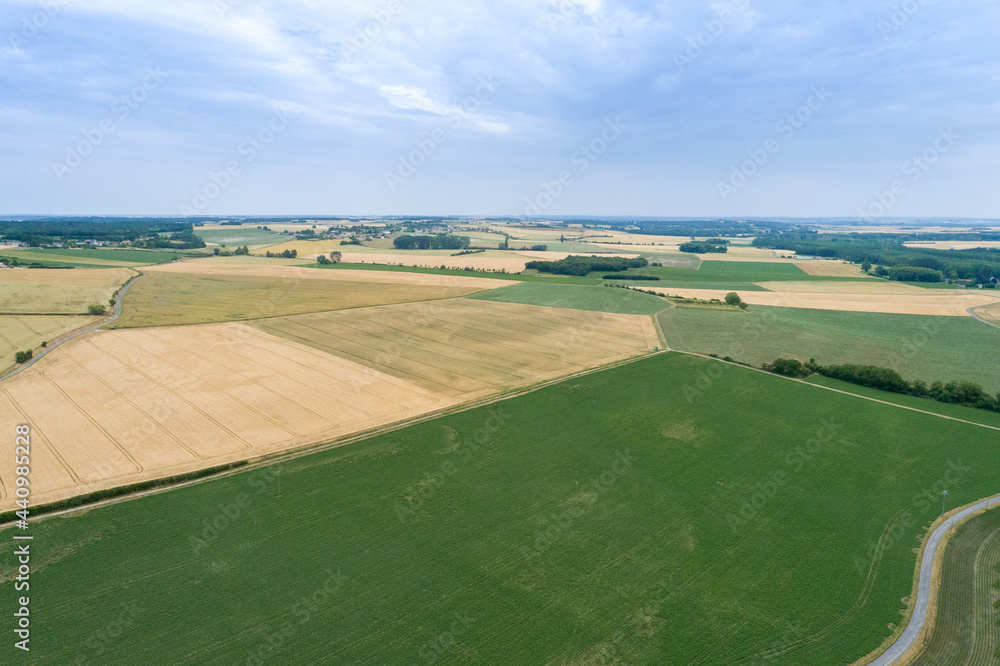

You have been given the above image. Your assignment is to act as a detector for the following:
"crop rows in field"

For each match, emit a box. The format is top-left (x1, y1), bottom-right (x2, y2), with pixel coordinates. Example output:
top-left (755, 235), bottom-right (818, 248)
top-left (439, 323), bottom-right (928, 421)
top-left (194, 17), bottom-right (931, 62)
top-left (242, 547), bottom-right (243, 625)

top-left (10, 353), bottom-right (1000, 664)
top-left (0, 322), bottom-right (453, 510)
top-left (0, 315), bottom-right (98, 370)
top-left (0, 267), bottom-right (134, 314)
top-left (252, 298), bottom-right (659, 398)
top-left (909, 507), bottom-right (1000, 665)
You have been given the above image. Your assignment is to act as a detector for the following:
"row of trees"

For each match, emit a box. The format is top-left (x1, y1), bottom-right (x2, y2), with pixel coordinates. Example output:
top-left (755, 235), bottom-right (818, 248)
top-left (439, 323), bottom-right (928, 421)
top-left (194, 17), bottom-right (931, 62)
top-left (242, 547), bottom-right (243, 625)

top-left (679, 239), bottom-right (728, 254)
top-left (393, 234), bottom-right (471, 250)
top-left (761, 357), bottom-right (1000, 412)
top-left (265, 249), bottom-right (298, 258)
top-left (525, 255), bottom-right (648, 276)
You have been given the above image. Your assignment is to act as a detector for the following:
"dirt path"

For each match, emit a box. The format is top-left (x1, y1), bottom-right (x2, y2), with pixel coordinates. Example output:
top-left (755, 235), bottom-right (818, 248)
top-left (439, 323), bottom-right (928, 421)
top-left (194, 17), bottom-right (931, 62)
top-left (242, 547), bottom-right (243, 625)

top-left (0, 273), bottom-right (142, 383)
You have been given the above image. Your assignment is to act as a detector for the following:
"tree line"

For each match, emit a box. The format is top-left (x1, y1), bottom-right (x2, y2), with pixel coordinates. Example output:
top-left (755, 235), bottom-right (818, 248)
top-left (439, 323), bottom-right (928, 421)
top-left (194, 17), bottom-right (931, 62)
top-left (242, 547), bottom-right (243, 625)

top-left (525, 255), bottom-right (648, 276)
top-left (393, 234), bottom-right (471, 250)
top-left (760, 357), bottom-right (1000, 412)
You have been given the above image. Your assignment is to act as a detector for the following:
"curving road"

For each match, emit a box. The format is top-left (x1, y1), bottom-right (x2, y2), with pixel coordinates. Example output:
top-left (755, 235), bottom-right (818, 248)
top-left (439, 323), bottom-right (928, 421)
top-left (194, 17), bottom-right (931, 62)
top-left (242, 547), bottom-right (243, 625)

top-left (868, 493), bottom-right (1000, 665)
top-left (0, 273), bottom-right (142, 383)
top-left (967, 304), bottom-right (1000, 330)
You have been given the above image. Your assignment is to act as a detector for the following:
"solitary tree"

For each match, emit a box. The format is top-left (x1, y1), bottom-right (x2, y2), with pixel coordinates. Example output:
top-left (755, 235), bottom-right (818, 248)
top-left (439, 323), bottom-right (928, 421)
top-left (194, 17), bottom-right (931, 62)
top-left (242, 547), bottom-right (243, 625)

top-left (724, 292), bottom-right (747, 309)
top-left (330, 251), bottom-right (342, 263)
top-left (861, 260), bottom-right (872, 273)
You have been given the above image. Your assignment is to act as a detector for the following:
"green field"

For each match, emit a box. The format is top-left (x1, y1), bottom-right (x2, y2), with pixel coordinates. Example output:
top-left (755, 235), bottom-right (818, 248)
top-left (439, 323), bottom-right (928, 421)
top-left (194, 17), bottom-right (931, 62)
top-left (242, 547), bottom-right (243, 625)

top-left (467, 282), bottom-right (670, 314)
top-left (7, 353), bottom-right (1000, 664)
top-left (657, 305), bottom-right (1000, 393)
top-left (910, 506), bottom-right (1000, 665)
top-left (115, 272), bottom-right (488, 327)
top-left (195, 226), bottom-right (287, 248)
top-left (0, 247), bottom-right (184, 267)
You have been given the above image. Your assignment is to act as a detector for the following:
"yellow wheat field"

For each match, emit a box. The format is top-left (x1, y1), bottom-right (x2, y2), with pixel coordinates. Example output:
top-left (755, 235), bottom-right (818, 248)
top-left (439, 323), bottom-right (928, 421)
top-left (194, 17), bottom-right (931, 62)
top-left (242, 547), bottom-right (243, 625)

top-left (0, 267), bottom-right (134, 314)
top-left (0, 315), bottom-right (99, 370)
top-left (253, 299), bottom-right (659, 399)
top-left (793, 261), bottom-right (874, 278)
top-left (642, 286), bottom-right (1000, 316)
top-left (144, 259), bottom-right (510, 289)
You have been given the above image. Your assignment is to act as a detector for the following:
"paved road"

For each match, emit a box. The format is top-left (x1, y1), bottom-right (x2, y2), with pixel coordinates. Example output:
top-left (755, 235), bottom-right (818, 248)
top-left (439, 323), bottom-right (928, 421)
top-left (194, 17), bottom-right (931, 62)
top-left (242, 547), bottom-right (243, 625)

top-left (968, 305), bottom-right (1000, 330)
top-left (869, 493), bottom-right (1000, 665)
top-left (0, 273), bottom-right (142, 383)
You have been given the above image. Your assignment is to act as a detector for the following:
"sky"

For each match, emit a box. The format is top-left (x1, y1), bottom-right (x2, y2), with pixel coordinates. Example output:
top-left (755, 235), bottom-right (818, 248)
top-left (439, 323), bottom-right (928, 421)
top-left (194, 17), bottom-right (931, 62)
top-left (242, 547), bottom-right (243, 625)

top-left (1, 0), bottom-right (998, 218)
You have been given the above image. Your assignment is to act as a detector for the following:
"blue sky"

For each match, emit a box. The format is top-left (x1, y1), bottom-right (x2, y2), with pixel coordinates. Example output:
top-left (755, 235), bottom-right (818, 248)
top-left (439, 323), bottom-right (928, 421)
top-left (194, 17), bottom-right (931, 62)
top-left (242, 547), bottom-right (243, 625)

top-left (1, 0), bottom-right (998, 218)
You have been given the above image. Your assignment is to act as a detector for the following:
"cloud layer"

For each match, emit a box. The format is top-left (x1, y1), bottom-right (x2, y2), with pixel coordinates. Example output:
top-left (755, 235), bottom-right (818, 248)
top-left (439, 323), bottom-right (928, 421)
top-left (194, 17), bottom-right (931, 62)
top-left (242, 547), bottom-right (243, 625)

top-left (1, 0), bottom-right (998, 217)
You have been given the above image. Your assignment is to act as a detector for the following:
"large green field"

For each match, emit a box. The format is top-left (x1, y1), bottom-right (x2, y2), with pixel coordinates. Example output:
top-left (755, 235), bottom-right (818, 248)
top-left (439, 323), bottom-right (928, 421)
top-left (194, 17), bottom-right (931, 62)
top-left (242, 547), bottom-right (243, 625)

top-left (0, 247), bottom-right (184, 267)
top-left (658, 305), bottom-right (1000, 393)
top-left (6, 353), bottom-right (999, 664)
top-left (195, 225), bottom-right (287, 248)
top-left (467, 282), bottom-right (670, 314)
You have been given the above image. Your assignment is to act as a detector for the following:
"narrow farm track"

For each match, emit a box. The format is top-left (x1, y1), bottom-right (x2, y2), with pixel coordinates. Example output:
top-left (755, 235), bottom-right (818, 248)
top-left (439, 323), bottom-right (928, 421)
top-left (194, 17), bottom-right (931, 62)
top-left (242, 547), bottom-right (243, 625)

top-left (0, 273), bottom-right (143, 383)
top-left (867, 496), bottom-right (1000, 665)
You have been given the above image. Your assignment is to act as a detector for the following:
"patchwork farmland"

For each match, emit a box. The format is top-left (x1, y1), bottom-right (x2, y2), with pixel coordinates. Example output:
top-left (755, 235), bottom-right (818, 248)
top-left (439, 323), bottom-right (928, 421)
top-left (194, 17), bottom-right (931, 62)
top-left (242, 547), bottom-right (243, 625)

top-left (10, 353), bottom-right (1000, 664)
top-left (0, 298), bottom-right (656, 511)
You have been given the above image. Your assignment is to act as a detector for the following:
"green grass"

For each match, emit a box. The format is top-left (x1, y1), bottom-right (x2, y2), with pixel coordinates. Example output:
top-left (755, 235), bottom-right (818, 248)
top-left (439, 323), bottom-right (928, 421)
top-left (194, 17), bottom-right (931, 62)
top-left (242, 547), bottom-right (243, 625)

top-left (467, 282), bottom-right (669, 314)
top-left (195, 226), bottom-right (287, 248)
top-left (805, 375), bottom-right (1000, 429)
top-left (2, 247), bottom-right (186, 267)
top-left (631, 259), bottom-right (877, 285)
top-left (115, 272), bottom-right (487, 327)
top-left (909, 506), bottom-right (1000, 665)
top-left (658, 305), bottom-right (1000, 393)
top-left (6, 353), bottom-right (1000, 664)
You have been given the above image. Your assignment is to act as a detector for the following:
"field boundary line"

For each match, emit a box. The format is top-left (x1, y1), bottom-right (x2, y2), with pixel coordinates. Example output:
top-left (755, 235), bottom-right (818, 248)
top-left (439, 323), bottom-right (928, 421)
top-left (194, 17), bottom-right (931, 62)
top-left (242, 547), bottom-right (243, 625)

top-left (861, 494), bottom-right (1000, 665)
top-left (0, 271), bottom-right (143, 383)
top-left (0, 349), bottom-right (667, 528)
top-left (676, 351), bottom-right (1000, 433)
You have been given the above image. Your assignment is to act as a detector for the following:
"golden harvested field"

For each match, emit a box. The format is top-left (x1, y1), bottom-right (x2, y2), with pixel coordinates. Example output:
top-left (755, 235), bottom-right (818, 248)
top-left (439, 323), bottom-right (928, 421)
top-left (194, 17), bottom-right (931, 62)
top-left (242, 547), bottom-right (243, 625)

top-left (695, 246), bottom-right (798, 262)
top-left (252, 299), bottom-right (659, 399)
top-left (974, 302), bottom-right (1000, 326)
top-left (144, 259), bottom-right (509, 289)
top-left (793, 260), bottom-right (874, 277)
top-left (0, 323), bottom-right (456, 511)
top-left (0, 267), bottom-right (134, 314)
top-left (323, 249), bottom-right (639, 273)
top-left (251, 238), bottom-right (349, 256)
top-left (752, 280), bottom-right (927, 294)
top-left (0, 315), bottom-right (98, 370)
top-left (903, 240), bottom-right (1000, 250)
top-left (116, 271), bottom-right (492, 328)
top-left (643, 286), bottom-right (1000, 316)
